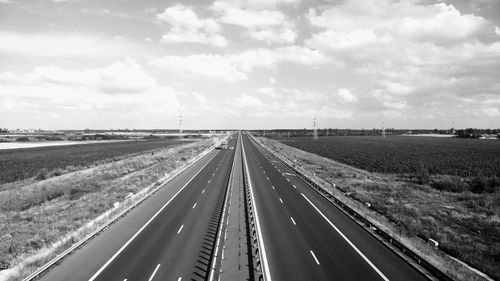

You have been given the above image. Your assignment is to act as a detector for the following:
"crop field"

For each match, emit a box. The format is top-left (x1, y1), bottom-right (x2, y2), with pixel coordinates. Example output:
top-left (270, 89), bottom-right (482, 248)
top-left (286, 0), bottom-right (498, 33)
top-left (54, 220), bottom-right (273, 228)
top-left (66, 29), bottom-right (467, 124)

top-left (274, 136), bottom-right (500, 177)
top-left (0, 139), bottom-right (190, 184)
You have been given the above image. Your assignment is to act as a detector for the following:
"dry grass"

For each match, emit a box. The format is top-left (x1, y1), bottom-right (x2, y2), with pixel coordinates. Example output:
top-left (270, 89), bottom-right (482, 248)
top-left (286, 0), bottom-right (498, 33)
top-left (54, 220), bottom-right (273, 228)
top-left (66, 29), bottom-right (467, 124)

top-left (0, 140), bottom-right (211, 280)
top-left (259, 137), bottom-right (498, 281)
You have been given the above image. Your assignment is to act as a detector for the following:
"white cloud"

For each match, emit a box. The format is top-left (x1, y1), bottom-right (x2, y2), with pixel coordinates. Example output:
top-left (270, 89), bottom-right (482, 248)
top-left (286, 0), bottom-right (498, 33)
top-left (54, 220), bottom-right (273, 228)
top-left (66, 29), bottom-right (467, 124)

top-left (216, 8), bottom-right (286, 28)
top-left (383, 101), bottom-right (409, 110)
top-left (0, 63), bottom-right (187, 128)
top-left (150, 54), bottom-right (248, 82)
top-left (2, 60), bottom-right (156, 95)
top-left (335, 88), bottom-right (358, 104)
top-left (157, 4), bottom-right (227, 47)
top-left (213, 0), bottom-right (301, 10)
top-left (150, 46), bottom-right (329, 82)
top-left (249, 28), bottom-right (297, 44)
top-left (234, 94), bottom-right (262, 107)
top-left (484, 107), bottom-right (500, 117)
top-left (0, 31), bottom-right (144, 58)
top-left (0, 0), bottom-right (12, 4)
top-left (307, 1), bottom-right (489, 48)
top-left (279, 46), bottom-right (331, 65)
top-left (306, 29), bottom-right (390, 50)
top-left (257, 87), bottom-right (282, 98)
top-left (212, 2), bottom-right (297, 44)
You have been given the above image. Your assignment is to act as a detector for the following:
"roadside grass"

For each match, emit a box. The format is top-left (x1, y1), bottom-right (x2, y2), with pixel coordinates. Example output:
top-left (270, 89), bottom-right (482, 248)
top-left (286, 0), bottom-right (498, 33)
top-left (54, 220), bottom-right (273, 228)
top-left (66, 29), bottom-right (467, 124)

top-left (0, 140), bottom-right (211, 281)
top-left (259, 137), bottom-right (499, 281)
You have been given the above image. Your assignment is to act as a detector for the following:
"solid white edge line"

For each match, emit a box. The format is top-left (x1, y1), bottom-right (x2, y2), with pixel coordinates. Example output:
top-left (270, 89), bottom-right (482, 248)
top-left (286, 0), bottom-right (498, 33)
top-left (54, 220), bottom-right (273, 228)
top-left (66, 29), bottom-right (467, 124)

top-left (148, 264), bottom-right (161, 281)
top-left (301, 193), bottom-right (390, 281)
top-left (177, 225), bottom-right (184, 234)
top-left (208, 133), bottom-right (238, 281)
top-left (242, 134), bottom-right (272, 281)
top-left (310, 250), bottom-right (320, 265)
top-left (88, 151), bottom-right (219, 281)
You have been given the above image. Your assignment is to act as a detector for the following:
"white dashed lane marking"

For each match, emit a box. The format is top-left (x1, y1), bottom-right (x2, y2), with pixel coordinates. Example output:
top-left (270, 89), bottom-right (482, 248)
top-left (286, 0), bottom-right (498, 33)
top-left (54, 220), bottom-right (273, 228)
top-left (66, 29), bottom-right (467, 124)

top-left (148, 264), bottom-right (161, 281)
top-left (177, 225), bottom-right (184, 234)
top-left (310, 250), bottom-right (320, 265)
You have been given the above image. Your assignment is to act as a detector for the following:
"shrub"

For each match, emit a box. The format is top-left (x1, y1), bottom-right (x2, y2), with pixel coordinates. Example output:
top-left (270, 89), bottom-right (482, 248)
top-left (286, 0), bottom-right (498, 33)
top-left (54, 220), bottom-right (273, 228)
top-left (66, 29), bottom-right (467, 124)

top-left (431, 176), bottom-right (468, 193)
top-left (414, 166), bottom-right (430, 184)
top-left (36, 168), bottom-right (50, 181)
top-left (0, 258), bottom-right (9, 270)
top-left (486, 176), bottom-right (500, 191)
top-left (470, 176), bottom-right (487, 193)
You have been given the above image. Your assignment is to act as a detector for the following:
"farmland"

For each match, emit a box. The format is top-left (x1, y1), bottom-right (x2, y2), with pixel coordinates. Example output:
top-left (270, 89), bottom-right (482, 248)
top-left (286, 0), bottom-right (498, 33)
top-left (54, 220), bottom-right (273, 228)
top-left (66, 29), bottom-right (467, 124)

top-left (274, 136), bottom-right (500, 178)
top-left (0, 139), bottom-right (191, 185)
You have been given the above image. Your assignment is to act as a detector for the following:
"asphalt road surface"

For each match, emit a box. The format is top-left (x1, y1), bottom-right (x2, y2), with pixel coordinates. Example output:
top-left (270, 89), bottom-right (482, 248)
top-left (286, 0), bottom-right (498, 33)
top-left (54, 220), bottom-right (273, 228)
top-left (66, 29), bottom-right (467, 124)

top-left (39, 132), bottom-right (430, 281)
top-left (40, 136), bottom-right (236, 281)
top-left (240, 132), bottom-right (428, 281)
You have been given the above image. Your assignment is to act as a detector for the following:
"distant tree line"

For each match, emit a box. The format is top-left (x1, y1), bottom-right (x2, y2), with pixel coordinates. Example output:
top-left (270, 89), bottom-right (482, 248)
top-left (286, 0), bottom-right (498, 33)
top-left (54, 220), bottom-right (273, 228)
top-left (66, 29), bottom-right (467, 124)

top-left (455, 128), bottom-right (500, 139)
top-left (252, 128), bottom-right (500, 138)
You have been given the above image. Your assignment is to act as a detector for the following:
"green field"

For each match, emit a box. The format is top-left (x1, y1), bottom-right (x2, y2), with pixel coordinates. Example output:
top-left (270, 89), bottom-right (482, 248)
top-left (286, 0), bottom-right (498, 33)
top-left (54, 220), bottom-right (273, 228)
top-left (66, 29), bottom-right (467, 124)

top-left (0, 139), bottom-right (190, 184)
top-left (275, 136), bottom-right (500, 178)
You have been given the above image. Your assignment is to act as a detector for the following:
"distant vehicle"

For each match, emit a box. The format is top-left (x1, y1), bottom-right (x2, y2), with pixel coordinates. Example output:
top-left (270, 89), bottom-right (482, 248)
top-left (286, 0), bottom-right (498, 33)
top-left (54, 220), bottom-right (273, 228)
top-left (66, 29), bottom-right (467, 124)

top-left (215, 139), bottom-right (229, 149)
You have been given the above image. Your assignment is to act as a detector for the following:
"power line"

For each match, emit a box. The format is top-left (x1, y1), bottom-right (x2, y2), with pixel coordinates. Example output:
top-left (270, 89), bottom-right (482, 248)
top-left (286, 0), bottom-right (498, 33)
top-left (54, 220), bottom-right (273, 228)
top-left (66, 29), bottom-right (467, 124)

top-left (313, 114), bottom-right (318, 140)
top-left (179, 112), bottom-right (183, 139)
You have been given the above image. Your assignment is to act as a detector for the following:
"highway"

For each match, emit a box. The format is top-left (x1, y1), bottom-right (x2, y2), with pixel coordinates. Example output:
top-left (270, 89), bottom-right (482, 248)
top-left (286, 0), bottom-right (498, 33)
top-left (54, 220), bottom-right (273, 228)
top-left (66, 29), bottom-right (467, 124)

top-left (36, 132), bottom-right (432, 281)
top-left (39, 135), bottom-right (237, 281)
top-left (241, 132), bottom-right (428, 281)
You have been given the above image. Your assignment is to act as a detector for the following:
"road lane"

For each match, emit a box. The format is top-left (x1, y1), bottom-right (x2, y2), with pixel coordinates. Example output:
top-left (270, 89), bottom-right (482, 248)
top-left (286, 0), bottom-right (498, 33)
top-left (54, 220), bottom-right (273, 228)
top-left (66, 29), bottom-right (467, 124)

top-left (91, 137), bottom-right (236, 281)
top-left (242, 133), bottom-right (428, 281)
top-left (39, 136), bottom-right (236, 281)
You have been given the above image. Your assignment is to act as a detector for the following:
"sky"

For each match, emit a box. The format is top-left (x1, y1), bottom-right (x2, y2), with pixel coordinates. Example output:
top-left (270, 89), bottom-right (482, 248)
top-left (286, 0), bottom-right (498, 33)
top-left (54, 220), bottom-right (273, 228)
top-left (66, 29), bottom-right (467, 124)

top-left (0, 0), bottom-right (499, 130)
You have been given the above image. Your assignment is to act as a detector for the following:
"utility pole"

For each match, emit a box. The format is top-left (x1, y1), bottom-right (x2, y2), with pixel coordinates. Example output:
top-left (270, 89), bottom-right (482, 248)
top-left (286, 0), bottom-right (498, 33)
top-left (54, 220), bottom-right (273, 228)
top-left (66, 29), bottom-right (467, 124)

top-left (313, 114), bottom-right (318, 140)
top-left (178, 112), bottom-right (183, 139)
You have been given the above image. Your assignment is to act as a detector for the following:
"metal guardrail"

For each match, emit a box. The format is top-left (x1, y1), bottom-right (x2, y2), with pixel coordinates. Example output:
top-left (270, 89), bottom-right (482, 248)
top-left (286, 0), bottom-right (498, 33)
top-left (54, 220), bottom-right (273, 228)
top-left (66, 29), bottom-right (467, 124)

top-left (22, 145), bottom-right (216, 281)
top-left (252, 135), bottom-right (456, 281)
top-left (241, 137), bottom-right (265, 281)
